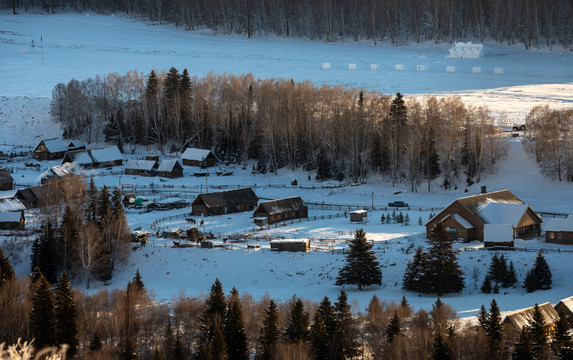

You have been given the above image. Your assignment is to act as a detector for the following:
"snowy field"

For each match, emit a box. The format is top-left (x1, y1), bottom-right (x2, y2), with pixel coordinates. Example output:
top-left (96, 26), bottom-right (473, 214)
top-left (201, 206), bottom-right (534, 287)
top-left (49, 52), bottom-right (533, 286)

top-left (1, 11), bottom-right (573, 318)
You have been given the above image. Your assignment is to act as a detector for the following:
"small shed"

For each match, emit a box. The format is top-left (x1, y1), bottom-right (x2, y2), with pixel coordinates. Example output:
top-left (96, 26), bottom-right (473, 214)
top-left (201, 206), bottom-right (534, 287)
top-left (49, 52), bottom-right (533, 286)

top-left (15, 186), bottom-right (44, 209)
top-left (125, 159), bottom-right (158, 176)
top-left (350, 209), bottom-right (368, 223)
top-left (502, 302), bottom-right (559, 340)
top-left (157, 159), bottom-right (184, 178)
top-left (40, 163), bottom-right (75, 184)
top-left (545, 216), bottom-right (573, 245)
top-left (270, 239), bottom-right (310, 252)
top-left (191, 188), bottom-right (258, 216)
top-left (254, 217), bottom-right (268, 226)
top-left (252, 196), bottom-right (308, 225)
top-left (0, 211), bottom-right (25, 230)
top-left (0, 168), bottom-right (14, 191)
top-left (181, 148), bottom-right (218, 167)
top-left (33, 138), bottom-right (69, 160)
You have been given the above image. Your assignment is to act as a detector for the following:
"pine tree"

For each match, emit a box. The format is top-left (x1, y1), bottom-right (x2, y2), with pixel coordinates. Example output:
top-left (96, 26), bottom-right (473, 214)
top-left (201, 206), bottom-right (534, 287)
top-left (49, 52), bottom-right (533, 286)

top-left (424, 222), bottom-right (464, 295)
top-left (86, 178), bottom-right (98, 223)
top-left (335, 229), bottom-right (382, 290)
top-left (334, 290), bottom-right (359, 359)
top-left (54, 272), bottom-right (79, 357)
top-left (313, 296), bottom-right (337, 360)
top-left (512, 327), bottom-right (533, 360)
top-left (477, 299), bottom-right (504, 358)
top-left (0, 246), bottom-right (15, 288)
top-left (504, 260), bottom-right (518, 288)
top-left (223, 291), bottom-right (248, 360)
top-left (284, 297), bottom-right (310, 344)
top-left (403, 246), bottom-right (427, 292)
top-left (431, 332), bottom-right (452, 360)
top-left (162, 318), bottom-right (175, 360)
top-left (256, 300), bottom-right (280, 360)
top-left (386, 311), bottom-right (401, 342)
top-left (173, 332), bottom-right (185, 360)
top-left (315, 148), bottom-right (332, 180)
top-left (310, 310), bottom-right (329, 360)
top-left (133, 268), bottom-right (144, 292)
top-left (418, 216), bottom-right (423, 225)
top-left (89, 331), bottom-right (103, 352)
top-left (481, 276), bottom-right (492, 293)
top-left (98, 185), bottom-right (112, 223)
top-left (111, 187), bottom-right (124, 216)
top-left (198, 278), bottom-right (227, 356)
top-left (404, 213), bottom-right (410, 226)
top-left (553, 308), bottom-right (573, 359)
top-left (525, 251), bottom-right (552, 292)
top-left (29, 273), bottom-right (56, 350)
top-left (58, 205), bottom-right (79, 276)
top-left (528, 304), bottom-right (549, 359)
top-left (210, 324), bottom-right (228, 360)
top-left (30, 221), bottom-right (59, 284)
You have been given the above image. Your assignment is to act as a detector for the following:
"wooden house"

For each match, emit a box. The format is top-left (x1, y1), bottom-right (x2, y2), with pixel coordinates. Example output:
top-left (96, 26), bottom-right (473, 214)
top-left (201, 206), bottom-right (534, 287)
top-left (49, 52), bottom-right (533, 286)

top-left (425, 189), bottom-right (542, 242)
top-left (62, 146), bottom-right (123, 169)
top-left (191, 188), bottom-right (258, 216)
top-left (350, 209), bottom-right (368, 223)
top-left (270, 239), bottom-right (310, 252)
top-left (40, 163), bottom-right (74, 184)
top-left (125, 159), bottom-right (158, 176)
top-left (0, 211), bottom-right (25, 230)
top-left (15, 186), bottom-right (44, 209)
top-left (0, 168), bottom-right (14, 191)
top-left (33, 138), bottom-right (69, 160)
top-left (544, 216), bottom-right (573, 245)
top-left (0, 198), bottom-right (26, 213)
top-left (252, 197), bottom-right (308, 225)
top-left (181, 148), bottom-right (218, 167)
top-left (157, 159), bottom-right (184, 178)
top-left (502, 303), bottom-right (559, 340)
top-left (554, 296), bottom-right (573, 326)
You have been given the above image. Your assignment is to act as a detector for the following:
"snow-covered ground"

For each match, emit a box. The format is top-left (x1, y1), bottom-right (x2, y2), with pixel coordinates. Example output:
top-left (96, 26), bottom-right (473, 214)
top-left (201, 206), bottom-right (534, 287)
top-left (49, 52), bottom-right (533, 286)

top-left (1, 11), bottom-right (573, 319)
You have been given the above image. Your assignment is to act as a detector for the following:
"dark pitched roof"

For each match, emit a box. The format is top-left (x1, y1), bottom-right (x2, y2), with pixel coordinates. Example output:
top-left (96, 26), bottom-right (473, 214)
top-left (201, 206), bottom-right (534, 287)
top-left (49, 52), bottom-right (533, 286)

top-left (16, 186), bottom-right (44, 206)
top-left (0, 168), bottom-right (14, 184)
top-left (254, 196), bottom-right (307, 216)
top-left (193, 188), bottom-right (258, 208)
top-left (456, 189), bottom-right (524, 214)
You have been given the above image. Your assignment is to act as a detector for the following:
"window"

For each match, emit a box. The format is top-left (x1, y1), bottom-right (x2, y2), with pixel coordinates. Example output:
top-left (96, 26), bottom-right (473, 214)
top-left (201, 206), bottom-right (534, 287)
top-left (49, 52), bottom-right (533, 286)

top-left (447, 228), bottom-right (458, 240)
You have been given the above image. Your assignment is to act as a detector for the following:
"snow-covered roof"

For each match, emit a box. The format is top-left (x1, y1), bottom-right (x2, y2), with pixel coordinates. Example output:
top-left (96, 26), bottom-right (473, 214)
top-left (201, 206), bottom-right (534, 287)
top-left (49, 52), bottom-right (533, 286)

top-left (125, 159), bottom-right (157, 171)
top-left (544, 216), bottom-right (573, 232)
top-left (41, 163), bottom-right (75, 180)
top-left (502, 302), bottom-right (559, 331)
top-left (157, 159), bottom-right (181, 172)
top-left (39, 138), bottom-right (68, 153)
top-left (442, 213), bottom-right (473, 229)
top-left (68, 139), bottom-right (85, 148)
top-left (90, 146), bottom-right (123, 163)
top-left (476, 202), bottom-right (528, 226)
top-left (0, 198), bottom-right (25, 212)
top-left (0, 190), bottom-right (17, 199)
top-left (270, 239), bottom-right (309, 244)
top-left (350, 209), bottom-right (368, 215)
top-left (181, 148), bottom-right (216, 161)
top-left (556, 296), bottom-right (573, 317)
top-left (0, 212), bottom-right (22, 222)
top-left (484, 223), bottom-right (513, 242)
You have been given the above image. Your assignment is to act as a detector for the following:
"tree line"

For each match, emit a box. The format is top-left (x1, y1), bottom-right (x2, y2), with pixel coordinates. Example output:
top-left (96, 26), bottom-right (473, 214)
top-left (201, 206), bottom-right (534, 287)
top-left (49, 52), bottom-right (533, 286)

top-left (524, 106), bottom-right (573, 182)
top-left (51, 70), bottom-right (505, 189)
top-left (6, 0), bottom-right (573, 49)
top-left (1, 253), bottom-right (571, 360)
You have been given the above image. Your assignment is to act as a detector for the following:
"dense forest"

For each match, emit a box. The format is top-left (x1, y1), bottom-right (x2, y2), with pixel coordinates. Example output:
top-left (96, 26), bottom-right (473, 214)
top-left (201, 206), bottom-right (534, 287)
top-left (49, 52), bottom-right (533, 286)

top-left (4, 0), bottom-right (573, 49)
top-left (51, 70), bottom-right (506, 189)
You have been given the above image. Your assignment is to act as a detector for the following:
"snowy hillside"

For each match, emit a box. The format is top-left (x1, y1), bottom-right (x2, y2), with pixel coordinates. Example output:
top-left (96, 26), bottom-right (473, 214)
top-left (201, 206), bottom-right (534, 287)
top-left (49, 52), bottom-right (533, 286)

top-left (1, 12), bottom-right (573, 319)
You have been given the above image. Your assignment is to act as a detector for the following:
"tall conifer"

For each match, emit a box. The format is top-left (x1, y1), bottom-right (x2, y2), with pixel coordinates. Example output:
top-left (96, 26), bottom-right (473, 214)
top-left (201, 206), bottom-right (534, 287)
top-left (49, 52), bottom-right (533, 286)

top-left (54, 272), bottom-right (79, 357)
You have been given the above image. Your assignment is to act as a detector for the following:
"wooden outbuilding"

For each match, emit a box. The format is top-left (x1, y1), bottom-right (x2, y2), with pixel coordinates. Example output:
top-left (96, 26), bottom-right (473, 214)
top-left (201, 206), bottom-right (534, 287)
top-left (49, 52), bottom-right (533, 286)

top-left (33, 138), bottom-right (69, 160)
top-left (191, 188), bottom-right (258, 216)
top-left (270, 239), bottom-right (310, 252)
top-left (544, 216), bottom-right (573, 245)
top-left (425, 189), bottom-right (542, 242)
top-left (15, 186), bottom-right (44, 209)
top-left (181, 148), bottom-right (218, 167)
top-left (554, 296), bottom-right (573, 326)
top-left (350, 209), bottom-right (368, 223)
top-left (63, 146), bottom-right (123, 169)
top-left (157, 159), bottom-right (184, 178)
top-left (125, 159), bottom-right (158, 176)
top-left (252, 196), bottom-right (308, 225)
top-left (0, 168), bottom-right (14, 191)
top-left (0, 211), bottom-right (25, 230)
top-left (0, 198), bottom-right (26, 212)
top-left (40, 163), bottom-right (74, 184)
top-left (502, 302), bottom-right (559, 341)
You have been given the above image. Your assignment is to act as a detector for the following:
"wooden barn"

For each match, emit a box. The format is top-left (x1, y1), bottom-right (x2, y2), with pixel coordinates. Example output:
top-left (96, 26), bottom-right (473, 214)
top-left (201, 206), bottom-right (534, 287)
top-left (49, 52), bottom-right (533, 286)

top-left (62, 146), bottom-right (123, 169)
top-left (181, 148), bottom-right (218, 167)
top-left (191, 188), bottom-right (258, 216)
top-left (157, 159), bottom-right (184, 178)
top-left (0, 211), bottom-right (25, 230)
top-left (502, 303), bottom-right (559, 340)
top-left (33, 138), bottom-right (69, 160)
top-left (125, 159), bottom-right (158, 176)
top-left (15, 186), bottom-right (44, 209)
top-left (270, 239), bottom-right (310, 252)
top-left (252, 197), bottom-right (308, 225)
top-left (544, 216), bottom-right (573, 245)
top-left (0, 168), bottom-right (14, 191)
top-left (350, 209), bottom-right (368, 223)
top-left (425, 189), bottom-right (542, 242)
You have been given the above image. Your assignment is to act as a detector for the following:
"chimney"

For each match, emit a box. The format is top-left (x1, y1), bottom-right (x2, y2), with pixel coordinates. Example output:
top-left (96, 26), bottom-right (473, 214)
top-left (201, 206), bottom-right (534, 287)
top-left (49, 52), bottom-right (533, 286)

top-left (481, 185), bottom-right (487, 194)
